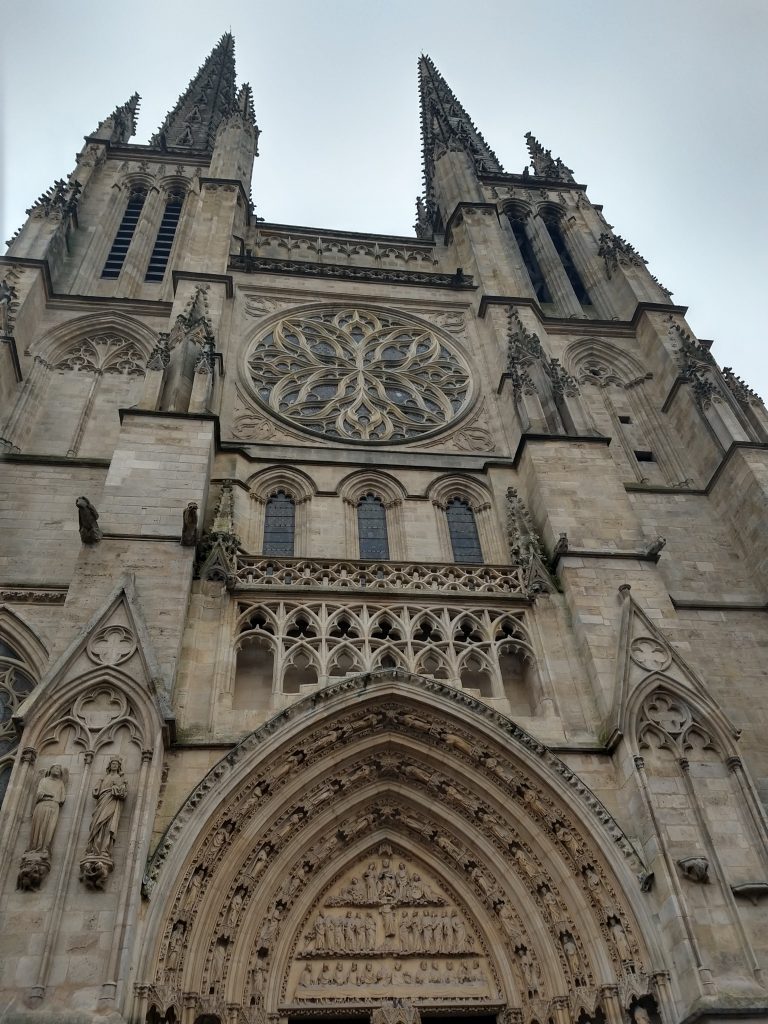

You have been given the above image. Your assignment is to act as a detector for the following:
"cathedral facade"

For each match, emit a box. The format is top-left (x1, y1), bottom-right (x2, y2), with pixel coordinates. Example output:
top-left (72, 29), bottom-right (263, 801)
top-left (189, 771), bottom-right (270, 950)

top-left (2, 33), bottom-right (768, 1024)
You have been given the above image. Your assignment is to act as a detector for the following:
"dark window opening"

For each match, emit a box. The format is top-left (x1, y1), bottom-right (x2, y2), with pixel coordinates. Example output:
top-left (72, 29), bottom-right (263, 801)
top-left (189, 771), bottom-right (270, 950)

top-left (508, 215), bottom-right (552, 303)
top-left (263, 490), bottom-right (295, 556)
top-left (619, 415), bottom-right (632, 424)
top-left (446, 498), bottom-right (483, 564)
top-left (101, 189), bottom-right (147, 278)
top-left (145, 191), bottom-right (184, 281)
top-left (634, 450), bottom-right (655, 462)
top-left (542, 214), bottom-right (592, 305)
top-left (357, 493), bottom-right (389, 560)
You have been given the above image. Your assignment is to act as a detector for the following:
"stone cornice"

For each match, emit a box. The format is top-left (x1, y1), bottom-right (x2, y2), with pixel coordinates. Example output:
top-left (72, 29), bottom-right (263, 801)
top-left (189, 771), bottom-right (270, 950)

top-left (479, 294), bottom-right (688, 331)
top-left (0, 256), bottom-right (173, 317)
top-left (512, 431), bottom-right (611, 468)
top-left (228, 254), bottom-right (475, 290)
top-left (479, 171), bottom-right (588, 191)
top-left (252, 220), bottom-right (437, 249)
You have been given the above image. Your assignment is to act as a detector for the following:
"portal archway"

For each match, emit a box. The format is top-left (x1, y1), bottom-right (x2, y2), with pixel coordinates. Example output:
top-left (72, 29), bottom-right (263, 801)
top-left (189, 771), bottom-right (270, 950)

top-left (134, 672), bottom-right (670, 1024)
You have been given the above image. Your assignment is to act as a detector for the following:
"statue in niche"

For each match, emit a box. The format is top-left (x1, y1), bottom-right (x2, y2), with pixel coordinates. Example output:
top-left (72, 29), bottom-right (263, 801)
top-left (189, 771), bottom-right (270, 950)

top-left (80, 755), bottom-right (127, 890)
top-left (17, 764), bottom-right (68, 891)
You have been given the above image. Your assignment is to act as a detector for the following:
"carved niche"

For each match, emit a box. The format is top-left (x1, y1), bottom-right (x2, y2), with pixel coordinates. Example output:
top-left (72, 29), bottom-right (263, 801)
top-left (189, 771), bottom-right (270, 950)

top-left (284, 842), bottom-right (499, 1008)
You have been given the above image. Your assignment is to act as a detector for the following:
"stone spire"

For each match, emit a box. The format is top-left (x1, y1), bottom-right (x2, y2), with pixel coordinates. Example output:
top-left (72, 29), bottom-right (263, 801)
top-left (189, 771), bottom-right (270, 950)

top-left (418, 55), bottom-right (503, 201)
top-left (91, 93), bottom-right (140, 145)
top-left (151, 33), bottom-right (238, 152)
top-left (524, 132), bottom-right (575, 182)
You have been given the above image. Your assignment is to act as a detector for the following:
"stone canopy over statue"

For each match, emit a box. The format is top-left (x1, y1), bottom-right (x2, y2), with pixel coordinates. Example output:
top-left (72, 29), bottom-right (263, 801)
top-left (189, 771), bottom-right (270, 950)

top-left (80, 755), bottom-right (127, 890)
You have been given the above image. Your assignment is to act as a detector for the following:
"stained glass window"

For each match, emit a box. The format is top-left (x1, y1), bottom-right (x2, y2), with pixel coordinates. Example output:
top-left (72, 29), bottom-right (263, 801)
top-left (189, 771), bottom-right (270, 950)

top-left (446, 498), bottom-right (482, 564)
top-left (263, 491), bottom-right (295, 556)
top-left (357, 494), bottom-right (389, 560)
top-left (247, 308), bottom-right (472, 443)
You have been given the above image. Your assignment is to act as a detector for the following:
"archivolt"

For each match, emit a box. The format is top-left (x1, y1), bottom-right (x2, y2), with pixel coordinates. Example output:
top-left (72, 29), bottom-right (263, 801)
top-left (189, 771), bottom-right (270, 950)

top-left (135, 672), bottom-right (663, 1024)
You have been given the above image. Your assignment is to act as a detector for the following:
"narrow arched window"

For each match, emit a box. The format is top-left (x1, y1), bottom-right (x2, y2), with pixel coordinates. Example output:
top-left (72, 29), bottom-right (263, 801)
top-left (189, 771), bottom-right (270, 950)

top-left (0, 638), bottom-right (36, 808)
top-left (145, 190), bottom-right (184, 282)
top-left (262, 490), bottom-right (295, 556)
top-left (508, 214), bottom-right (552, 303)
top-left (446, 498), bottom-right (482, 564)
top-left (357, 493), bottom-right (389, 560)
top-left (101, 188), bottom-right (147, 278)
top-left (541, 213), bottom-right (591, 305)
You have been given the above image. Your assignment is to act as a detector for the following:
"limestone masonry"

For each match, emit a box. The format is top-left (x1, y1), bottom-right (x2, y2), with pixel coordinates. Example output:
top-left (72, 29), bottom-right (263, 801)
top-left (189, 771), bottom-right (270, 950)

top-left (1, 33), bottom-right (768, 1024)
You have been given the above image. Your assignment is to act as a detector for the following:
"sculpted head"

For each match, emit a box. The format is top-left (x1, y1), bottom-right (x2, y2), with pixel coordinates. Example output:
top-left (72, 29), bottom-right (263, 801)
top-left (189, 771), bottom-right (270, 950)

top-left (48, 764), bottom-right (63, 779)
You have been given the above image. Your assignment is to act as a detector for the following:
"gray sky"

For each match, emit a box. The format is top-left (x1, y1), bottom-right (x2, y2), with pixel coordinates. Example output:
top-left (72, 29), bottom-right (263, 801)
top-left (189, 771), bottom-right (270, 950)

top-left (3, 0), bottom-right (767, 399)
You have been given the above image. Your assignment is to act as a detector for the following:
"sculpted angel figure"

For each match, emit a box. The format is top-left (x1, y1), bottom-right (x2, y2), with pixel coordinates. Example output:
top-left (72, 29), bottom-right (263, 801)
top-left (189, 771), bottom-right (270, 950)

top-left (85, 756), bottom-right (127, 857)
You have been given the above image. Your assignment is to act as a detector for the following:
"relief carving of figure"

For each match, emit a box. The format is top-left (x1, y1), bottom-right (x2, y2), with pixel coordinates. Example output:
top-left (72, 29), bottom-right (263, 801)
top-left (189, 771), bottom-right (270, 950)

top-left (17, 765), bottom-right (67, 891)
top-left (80, 756), bottom-right (127, 889)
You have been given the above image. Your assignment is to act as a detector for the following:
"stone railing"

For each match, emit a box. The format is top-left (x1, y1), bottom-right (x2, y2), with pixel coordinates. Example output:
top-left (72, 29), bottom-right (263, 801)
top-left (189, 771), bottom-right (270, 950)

top-left (234, 556), bottom-right (529, 597)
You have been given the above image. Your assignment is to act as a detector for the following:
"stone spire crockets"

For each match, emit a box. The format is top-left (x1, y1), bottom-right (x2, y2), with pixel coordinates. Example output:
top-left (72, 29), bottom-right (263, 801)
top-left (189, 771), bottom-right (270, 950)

top-left (91, 94), bottom-right (141, 145)
top-left (418, 55), bottom-right (503, 203)
top-left (524, 131), bottom-right (575, 183)
top-left (151, 33), bottom-right (238, 152)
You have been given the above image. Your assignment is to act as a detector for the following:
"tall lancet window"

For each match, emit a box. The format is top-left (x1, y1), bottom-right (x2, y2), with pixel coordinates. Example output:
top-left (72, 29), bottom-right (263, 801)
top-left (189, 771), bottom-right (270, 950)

top-left (542, 212), bottom-right (591, 305)
top-left (508, 214), bottom-right (552, 303)
top-left (446, 498), bottom-right (482, 564)
top-left (357, 494), bottom-right (389, 560)
top-left (101, 188), bottom-right (147, 279)
top-left (145, 190), bottom-right (184, 282)
top-left (263, 491), bottom-right (295, 556)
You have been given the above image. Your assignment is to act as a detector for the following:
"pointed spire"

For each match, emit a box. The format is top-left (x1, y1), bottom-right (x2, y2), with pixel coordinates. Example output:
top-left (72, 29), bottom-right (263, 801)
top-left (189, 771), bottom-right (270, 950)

top-left (92, 93), bottom-right (140, 145)
top-left (418, 55), bottom-right (503, 203)
top-left (151, 34), bottom-right (237, 152)
top-left (524, 132), bottom-right (575, 183)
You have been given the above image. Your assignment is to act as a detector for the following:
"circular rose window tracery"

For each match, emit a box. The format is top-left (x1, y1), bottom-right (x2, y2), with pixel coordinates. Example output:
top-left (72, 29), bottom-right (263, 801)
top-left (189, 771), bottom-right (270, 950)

top-left (246, 308), bottom-right (472, 443)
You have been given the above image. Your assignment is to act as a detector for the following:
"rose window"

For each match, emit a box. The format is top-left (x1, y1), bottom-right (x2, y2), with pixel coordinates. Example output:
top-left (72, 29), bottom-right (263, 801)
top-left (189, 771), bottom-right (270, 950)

top-left (246, 308), bottom-right (472, 442)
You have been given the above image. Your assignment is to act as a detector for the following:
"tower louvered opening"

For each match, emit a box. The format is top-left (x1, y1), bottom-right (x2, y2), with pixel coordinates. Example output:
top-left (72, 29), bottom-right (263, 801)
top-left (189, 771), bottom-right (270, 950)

top-left (101, 189), bottom-right (147, 279)
top-left (145, 192), bottom-right (184, 282)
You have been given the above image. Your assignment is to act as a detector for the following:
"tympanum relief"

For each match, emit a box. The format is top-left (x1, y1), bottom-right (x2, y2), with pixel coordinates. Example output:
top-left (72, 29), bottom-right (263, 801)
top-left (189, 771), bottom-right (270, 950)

top-left (287, 844), bottom-right (496, 1005)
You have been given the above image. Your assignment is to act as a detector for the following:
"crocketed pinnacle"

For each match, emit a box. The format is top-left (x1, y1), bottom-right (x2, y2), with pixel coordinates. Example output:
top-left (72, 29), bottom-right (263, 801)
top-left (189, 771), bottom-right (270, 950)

top-left (418, 55), bottom-right (503, 199)
top-left (524, 132), bottom-right (575, 183)
top-left (92, 93), bottom-right (141, 144)
top-left (151, 33), bottom-right (238, 152)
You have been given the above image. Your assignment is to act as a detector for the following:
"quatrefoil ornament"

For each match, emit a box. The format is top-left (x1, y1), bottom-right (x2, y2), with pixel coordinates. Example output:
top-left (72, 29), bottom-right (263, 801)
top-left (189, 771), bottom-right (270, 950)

top-left (87, 625), bottom-right (137, 666)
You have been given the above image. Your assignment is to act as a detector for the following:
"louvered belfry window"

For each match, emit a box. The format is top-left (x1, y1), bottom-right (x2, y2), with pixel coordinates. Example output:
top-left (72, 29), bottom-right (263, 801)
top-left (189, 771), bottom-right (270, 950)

top-left (446, 497), bottom-right (482, 564)
top-left (145, 190), bottom-right (184, 282)
top-left (508, 214), bottom-right (552, 304)
top-left (263, 491), bottom-right (296, 556)
top-left (542, 213), bottom-right (591, 305)
top-left (357, 494), bottom-right (389, 560)
top-left (101, 188), bottom-right (147, 278)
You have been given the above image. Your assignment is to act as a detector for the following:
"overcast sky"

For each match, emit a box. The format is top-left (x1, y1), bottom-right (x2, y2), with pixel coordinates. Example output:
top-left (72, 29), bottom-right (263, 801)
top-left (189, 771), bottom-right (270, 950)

top-left (2, 0), bottom-right (767, 398)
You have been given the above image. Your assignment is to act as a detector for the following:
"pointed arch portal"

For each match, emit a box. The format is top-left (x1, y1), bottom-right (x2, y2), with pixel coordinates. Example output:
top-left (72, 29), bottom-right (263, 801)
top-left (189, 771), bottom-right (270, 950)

top-left (136, 672), bottom-right (670, 1024)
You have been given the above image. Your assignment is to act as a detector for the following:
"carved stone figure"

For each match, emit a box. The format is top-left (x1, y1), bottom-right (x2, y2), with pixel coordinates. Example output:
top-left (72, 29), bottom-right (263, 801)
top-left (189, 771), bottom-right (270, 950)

top-left (17, 765), bottom-right (67, 891)
top-left (0, 279), bottom-right (14, 336)
top-left (80, 756), bottom-right (127, 889)
top-left (76, 496), bottom-right (102, 544)
top-left (181, 502), bottom-right (198, 546)
top-left (678, 856), bottom-right (709, 884)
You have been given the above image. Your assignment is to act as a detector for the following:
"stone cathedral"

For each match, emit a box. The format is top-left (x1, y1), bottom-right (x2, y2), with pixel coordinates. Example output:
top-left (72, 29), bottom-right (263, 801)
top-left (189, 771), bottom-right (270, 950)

top-left (2, 32), bottom-right (768, 1024)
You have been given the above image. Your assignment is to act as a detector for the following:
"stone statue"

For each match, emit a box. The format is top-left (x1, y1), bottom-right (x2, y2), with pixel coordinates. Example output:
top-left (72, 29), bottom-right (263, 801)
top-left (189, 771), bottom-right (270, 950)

top-left (17, 765), bottom-right (67, 891)
top-left (80, 756), bottom-right (127, 889)
top-left (181, 501), bottom-right (198, 546)
top-left (76, 496), bottom-right (102, 544)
